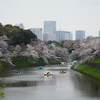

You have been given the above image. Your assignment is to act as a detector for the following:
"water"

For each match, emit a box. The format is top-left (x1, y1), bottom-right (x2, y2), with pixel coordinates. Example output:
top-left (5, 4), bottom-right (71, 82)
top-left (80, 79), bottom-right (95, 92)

top-left (0, 65), bottom-right (100, 100)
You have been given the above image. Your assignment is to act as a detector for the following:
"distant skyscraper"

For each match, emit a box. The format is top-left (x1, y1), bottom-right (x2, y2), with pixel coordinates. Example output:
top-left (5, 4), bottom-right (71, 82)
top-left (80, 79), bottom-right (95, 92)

top-left (53, 31), bottom-right (60, 41)
top-left (43, 33), bottom-right (56, 41)
top-left (43, 21), bottom-right (56, 33)
top-left (15, 23), bottom-right (24, 29)
top-left (75, 30), bottom-right (85, 40)
top-left (61, 31), bottom-right (72, 41)
top-left (99, 30), bottom-right (100, 36)
top-left (30, 28), bottom-right (42, 40)
top-left (54, 31), bottom-right (72, 42)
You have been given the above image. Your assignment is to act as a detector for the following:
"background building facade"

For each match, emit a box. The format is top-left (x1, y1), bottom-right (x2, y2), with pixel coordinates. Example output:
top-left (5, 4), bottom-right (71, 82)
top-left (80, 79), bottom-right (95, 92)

top-left (99, 30), bottom-right (100, 37)
top-left (75, 30), bottom-right (85, 40)
top-left (54, 31), bottom-right (72, 42)
top-left (15, 23), bottom-right (24, 29)
top-left (43, 33), bottom-right (56, 41)
top-left (30, 28), bottom-right (42, 40)
top-left (43, 21), bottom-right (56, 33)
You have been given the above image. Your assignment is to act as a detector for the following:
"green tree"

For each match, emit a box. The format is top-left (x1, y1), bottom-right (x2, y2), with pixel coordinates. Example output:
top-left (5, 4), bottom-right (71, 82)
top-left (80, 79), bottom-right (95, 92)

top-left (3, 24), bottom-right (37, 46)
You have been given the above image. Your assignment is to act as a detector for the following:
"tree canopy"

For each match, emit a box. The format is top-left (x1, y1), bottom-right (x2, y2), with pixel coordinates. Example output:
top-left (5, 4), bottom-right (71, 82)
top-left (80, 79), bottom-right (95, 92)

top-left (0, 24), bottom-right (37, 46)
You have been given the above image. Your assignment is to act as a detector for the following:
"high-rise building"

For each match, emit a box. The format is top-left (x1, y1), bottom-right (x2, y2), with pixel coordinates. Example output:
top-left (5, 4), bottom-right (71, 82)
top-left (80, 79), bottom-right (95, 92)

top-left (99, 30), bottom-right (100, 36)
top-left (75, 30), bottom-right (85, 40)
top-left (15, 23), bottom-right (24, 29)
top-left (61, 31), bottom-right (72, 41)
top-left (43, 21), bottom-right (56, 33)
top-left (54, 31), bottom-right (72, 42)
top-left (43, 33), bottom-right (56, 41)
top-left (53, 31), bottom-right (60, 42)
top-left (30, 28), bottom-right (42, 40)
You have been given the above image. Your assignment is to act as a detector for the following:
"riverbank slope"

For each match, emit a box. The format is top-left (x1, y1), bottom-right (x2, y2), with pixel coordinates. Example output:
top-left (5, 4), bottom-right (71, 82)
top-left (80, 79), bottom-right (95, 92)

top-left (71, 58), bottom-right (100, 81)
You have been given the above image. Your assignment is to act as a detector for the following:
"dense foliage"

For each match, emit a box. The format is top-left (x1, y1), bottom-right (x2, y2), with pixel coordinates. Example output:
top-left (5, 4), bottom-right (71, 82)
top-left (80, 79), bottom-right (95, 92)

top-left (0, 24), bottom-right (37, 46)
top-left (12, 56), bottom-right (46, 67)
top-left (45, 40), bottom-right (63, 47)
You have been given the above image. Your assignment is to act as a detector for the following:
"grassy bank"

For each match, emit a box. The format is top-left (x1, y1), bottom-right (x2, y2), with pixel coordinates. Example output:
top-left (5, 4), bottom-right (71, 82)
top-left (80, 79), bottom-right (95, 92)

top-left (0, 63), bottom-right (3, 72)
top-left (0, 61), bottom-right (7, 76)
top-left (48, 59), bottom-right (61, 65)
top-left (71, 58), bottom-right (100, 81)
top-left (90, 58), bottom-right (100, 63)
top-left (12, 56), bottom-right (61, 67)
top-left (12, 56), bottom-right (46, 67)
top-left (0, 62), bottom-right (6, 72)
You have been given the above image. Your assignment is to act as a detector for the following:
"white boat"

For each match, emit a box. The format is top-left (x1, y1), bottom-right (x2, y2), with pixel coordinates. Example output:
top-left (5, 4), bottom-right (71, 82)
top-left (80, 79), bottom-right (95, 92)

top-left (44, 71), bottom-right (52, 76)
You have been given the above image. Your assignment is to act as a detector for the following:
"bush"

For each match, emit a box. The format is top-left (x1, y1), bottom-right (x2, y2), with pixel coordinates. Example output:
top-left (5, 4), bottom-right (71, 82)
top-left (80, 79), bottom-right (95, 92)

top-left (0, 85), bottom-right (6, 98)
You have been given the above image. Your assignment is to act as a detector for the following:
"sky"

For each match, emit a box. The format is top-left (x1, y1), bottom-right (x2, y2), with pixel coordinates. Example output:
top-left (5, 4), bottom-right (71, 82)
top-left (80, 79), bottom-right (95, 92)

top-left (0, 0), bottom-right (100, 40)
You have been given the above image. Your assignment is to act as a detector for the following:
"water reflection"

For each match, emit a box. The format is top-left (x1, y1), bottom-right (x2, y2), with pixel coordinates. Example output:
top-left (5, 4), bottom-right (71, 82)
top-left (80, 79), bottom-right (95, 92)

top-left (0, 65), bottom-right (100, 100)
top-left (2, 81), bottom-right (38, 87)
top-left (70, 70), bottom-right (100, 97)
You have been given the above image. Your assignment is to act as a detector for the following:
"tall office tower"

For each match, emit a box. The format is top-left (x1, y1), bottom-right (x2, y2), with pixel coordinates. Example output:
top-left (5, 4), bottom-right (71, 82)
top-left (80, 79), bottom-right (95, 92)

top-left (61, 31), bottom-right (72, 41)
top-left (75, 30), bottom-right (85, 40)
top-left (43, 21), bottom-right (56, 33)
top-left (43, 33), bottom-right (56, 41)
top-left (54, 31), bottom-right (72, 42)
top-left (99, 30), bottom-right (100, 36)
top-left (69, 32), bottom-right (73, 40)
top-left (29, 28), bottom-right (42, 40)
top-left (53, 31), bottom-right (60, 42)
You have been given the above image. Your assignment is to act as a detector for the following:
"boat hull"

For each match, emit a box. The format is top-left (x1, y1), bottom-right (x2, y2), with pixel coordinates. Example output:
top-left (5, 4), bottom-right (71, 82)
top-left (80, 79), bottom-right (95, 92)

top-left (59, 71), bottom-right (66, 74)
top-left (44, 74), bottom-right (52, 76)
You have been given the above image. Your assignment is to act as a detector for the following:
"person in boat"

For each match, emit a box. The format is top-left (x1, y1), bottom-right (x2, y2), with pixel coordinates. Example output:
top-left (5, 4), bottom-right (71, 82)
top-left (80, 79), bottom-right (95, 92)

top-left (47, 72), bottom-right (50, 74)
top-left (60, 70), bottom-right (65, 73)
top-left (15, 69), bottom-right (20, 73)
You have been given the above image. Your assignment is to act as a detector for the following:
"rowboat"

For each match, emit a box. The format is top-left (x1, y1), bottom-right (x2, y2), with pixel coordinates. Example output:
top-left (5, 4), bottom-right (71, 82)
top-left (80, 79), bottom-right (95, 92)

top-left (10, 65), bottom-right (15, 69)
top-left (38, 66), bottom-right (44, 69)
top-left (44, 71), bottom-right (52, 76)
top-left (59, 71), bottom-right (66, 74)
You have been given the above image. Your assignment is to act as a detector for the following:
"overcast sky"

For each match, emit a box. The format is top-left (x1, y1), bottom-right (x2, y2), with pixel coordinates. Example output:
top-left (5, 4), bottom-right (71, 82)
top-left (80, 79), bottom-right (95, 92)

top-left (0, 0), bottom-right (100, 39)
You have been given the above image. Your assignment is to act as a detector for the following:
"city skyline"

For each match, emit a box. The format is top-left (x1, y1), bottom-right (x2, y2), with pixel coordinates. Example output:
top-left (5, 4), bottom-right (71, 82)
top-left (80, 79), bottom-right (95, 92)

top-left (0, 0), bottom-right (100, 40)
top-left (15, 22), bottom-right (99, 40)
